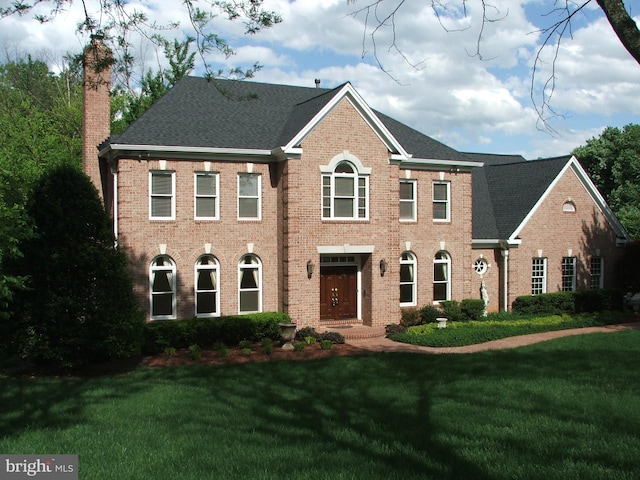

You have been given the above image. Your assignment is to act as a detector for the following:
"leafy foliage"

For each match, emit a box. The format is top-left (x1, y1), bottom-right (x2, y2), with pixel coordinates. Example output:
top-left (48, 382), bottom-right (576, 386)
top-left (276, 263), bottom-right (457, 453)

top-left (7, 165), bottom-right (143, 367)
top-left (573, 124), bottom-right (640, 239)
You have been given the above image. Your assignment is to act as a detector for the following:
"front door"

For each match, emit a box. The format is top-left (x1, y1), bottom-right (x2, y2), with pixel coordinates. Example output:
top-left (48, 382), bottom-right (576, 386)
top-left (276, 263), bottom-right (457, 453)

top-left (320, 266), bottom-right (357, 321)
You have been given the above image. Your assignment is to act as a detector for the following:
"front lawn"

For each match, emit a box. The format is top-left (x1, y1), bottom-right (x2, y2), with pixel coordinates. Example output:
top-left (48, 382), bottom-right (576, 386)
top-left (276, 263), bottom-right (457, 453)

top-left (1, 329), bottom-right (639, 479)
top-left (391, 311), bottom-right (627, 347)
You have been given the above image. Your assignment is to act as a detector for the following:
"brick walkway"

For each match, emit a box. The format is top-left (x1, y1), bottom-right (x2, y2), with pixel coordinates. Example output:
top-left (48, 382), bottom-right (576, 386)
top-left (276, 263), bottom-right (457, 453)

top-left (326, 322), bottom-right (640, 355)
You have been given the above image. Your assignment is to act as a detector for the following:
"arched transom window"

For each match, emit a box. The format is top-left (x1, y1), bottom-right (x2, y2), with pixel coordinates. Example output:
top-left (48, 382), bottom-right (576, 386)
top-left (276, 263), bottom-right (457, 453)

top-left (322, 160), bottom-right (369, 220)
top-left (433, 251), bottom-right (451, 302)
top-left (238, 254), bottom-right (262, 314)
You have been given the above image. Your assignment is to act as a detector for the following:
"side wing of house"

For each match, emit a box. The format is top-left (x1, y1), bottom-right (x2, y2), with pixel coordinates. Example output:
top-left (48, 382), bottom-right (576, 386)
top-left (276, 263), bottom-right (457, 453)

top-left (473, 156), bottom-right (629, 310)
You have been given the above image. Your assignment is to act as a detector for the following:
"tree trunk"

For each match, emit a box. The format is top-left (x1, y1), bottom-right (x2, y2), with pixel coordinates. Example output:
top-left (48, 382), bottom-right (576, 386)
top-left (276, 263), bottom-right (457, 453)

top-left (596, 0), bottom-right (640, 65)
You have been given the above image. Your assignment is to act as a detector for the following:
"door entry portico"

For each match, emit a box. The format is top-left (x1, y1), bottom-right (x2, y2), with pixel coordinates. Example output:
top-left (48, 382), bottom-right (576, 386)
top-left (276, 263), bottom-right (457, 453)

top-left (320, 265), bottom-right (358, 321)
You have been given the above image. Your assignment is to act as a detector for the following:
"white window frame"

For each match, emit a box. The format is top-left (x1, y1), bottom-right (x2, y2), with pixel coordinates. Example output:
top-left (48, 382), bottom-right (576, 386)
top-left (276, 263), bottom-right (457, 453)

top-left (531, 257), bottom-right (547, 295)
top-left (322, 161), bottom-right (369, 220)
top-left (194, 172), bottom-right (219, 220)
top-left (590, 256), bottom-right (604, 289)
top-left (562, 256), bottom-right (576, 292)
top-left (149, 171), bottom-right (176, 220)
top-left (238, 254), bottom-right (262, 314)
top-left (195, 255), bottom-right (220, 317)
top-left (433, 181), bottom-right (450, 222)
top-left (433, 251), bottom-right (451, 302)
top-left (237, 173), bottom-right (261, 220)
top-left (400, 179), bottom-right (417, 222)
top-left (400, 251), bottom-right (417, 306)
top-left (150, 255), bottom-right (177, 320)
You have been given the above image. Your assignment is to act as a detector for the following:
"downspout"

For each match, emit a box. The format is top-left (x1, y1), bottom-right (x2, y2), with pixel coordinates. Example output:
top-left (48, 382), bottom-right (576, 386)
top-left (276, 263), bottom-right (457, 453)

top-left (113, 170), bottom-right (118, 246)
top-left (501, 247), bottom-right (509, 312)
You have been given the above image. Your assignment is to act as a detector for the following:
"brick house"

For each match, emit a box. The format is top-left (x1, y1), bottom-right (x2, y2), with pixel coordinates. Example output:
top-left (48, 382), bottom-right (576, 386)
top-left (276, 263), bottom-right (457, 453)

top-left (83, 40), bottom-right (629, 328)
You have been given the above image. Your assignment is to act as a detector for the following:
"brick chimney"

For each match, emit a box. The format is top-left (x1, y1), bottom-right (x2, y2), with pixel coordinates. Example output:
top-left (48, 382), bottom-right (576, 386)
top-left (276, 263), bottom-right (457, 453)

top-left (82, 34), bottom-right (112, 201)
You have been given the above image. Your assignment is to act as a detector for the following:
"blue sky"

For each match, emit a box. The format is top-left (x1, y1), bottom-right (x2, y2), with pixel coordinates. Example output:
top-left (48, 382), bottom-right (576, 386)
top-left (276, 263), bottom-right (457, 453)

top-left (1, 0), bottom-right (639, 159)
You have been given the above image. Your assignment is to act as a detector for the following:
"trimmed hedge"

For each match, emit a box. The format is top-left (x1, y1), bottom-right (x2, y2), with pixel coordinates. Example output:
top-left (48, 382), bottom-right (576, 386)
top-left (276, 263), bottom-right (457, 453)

top-left (141, 312), bottom-right (290, 355)
top-left (512, 290), bottom-right (624, 316)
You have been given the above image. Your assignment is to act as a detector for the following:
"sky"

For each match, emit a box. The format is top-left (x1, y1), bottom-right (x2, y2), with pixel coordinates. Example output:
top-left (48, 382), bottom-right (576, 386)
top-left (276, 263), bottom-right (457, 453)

top-left (1, 0), bottom-right (639, 159)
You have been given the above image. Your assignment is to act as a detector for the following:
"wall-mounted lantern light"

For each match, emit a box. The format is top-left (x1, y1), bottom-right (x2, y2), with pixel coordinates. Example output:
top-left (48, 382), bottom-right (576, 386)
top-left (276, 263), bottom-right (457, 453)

top-left (306, 260), bottom-right (315, 279)
top-left (379, 258), bottom-right (388, 276)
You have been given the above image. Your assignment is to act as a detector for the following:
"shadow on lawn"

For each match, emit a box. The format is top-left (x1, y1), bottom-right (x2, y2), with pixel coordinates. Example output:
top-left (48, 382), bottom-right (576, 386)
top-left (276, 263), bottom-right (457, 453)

top-left (1, 330), bottom-right (638, 478)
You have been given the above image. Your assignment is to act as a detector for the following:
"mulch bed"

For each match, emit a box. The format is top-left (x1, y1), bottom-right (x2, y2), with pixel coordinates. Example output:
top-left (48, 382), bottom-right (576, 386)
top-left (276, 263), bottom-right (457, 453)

top-left (1, 343), bottom-right (369, 377)
top-left (140, 342), bottom-right (368, 368)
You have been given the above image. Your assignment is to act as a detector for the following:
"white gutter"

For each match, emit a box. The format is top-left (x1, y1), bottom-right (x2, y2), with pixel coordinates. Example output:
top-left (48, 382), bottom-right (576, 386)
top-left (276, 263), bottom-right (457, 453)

top-left (113, 171), bottom-right (118, 246)
top-left (501, 248), bottom-right (509, 312)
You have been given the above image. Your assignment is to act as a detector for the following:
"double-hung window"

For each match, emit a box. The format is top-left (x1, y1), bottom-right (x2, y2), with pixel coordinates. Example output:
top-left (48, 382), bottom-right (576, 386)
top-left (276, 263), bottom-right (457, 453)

top-left (590, 257), bottom-right (604, 289)
top-left (433, 251), bottom-right (451, 302)
top-left (433, 181), bottom-right (450, 221)
top-left (239, 254), bottom-right (262, 313)
top-left (562, 256), bottom-right (576, 291)
top-left (400, 252), bottom-right (417, 306)
top-left (531, 257), bottom-right (547, 294)
top-left (322, 161), bottom-right (368, 220)
top-left (150, 255), bottom-right (176, 320)
top-left (150, 171), bottom-right (175, 219)
top-left (195, 172), bottom-right (219, 220)
top-left (400, 180), bottom-right (416, 221)
top-left (238, 173), bottom-right (261, 220)
top-left (195, 255), bottom-right (220, 317)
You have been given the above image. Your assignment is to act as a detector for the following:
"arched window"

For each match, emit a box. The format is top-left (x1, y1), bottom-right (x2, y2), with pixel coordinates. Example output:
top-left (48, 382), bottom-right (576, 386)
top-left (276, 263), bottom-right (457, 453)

top-left (563, 200), bottom-right (576, 213)
top-left (150, 255), bottom-right (176, 320)
top-left (238, 254), bottom-right (262, 313)
top-left (433, 251), bottom-right (451, 302)
top-left (195, 255), bottom-right (220, 317)
top-left (400, 252), bottom-right (417, 306)
top-left (322, 161), bottom-right (368, 219)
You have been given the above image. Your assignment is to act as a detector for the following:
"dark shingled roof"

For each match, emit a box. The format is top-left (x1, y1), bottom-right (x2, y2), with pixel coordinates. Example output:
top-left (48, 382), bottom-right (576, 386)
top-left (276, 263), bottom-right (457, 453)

top-left (110, 76), bottom-right (473, 164)
top-left (467, 153), bottom-right (571, 239)
top-left (110, 76), bottom-right (572, 242)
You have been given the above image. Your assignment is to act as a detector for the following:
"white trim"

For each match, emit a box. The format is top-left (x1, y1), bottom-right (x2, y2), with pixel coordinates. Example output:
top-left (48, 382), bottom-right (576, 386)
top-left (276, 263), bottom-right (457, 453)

top-left (432, 181), bottom-right (450, 222)
top-left (282, 83), bottom-right (411, 159)
top-left (400, 251), bottom-right (417, 307)
top-left (317, 245), bottom-right (375, 254)
top-left (150, 255), bottom-right (177, 320)
top-left (400, 179), bottom-right (417, 222)
top-left (237, 173), bottom-right (262, 221)
top-left (195, 254), bottom-right (220, 318)
top-left (238, 254), bottom-right (262, 314)
top-left (149, 170), bottom-right (176, 220)
top-left (511, 156), bottom-right (631, 242)
top-left (194, 172), bottom-right (220, 220)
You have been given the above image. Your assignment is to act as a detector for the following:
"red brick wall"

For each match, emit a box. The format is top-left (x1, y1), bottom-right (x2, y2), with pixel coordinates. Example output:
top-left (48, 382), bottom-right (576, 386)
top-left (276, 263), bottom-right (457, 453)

top-left (502, 165), bottom-right (622, 307)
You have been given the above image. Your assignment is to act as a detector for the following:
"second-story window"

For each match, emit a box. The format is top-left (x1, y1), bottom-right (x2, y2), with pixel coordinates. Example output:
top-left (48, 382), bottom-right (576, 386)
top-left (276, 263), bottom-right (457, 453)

top-left (400, 179), bottom-right (416, 221)
top-left (195, 172), bottom-right (219, 220)
top-left (322, 161), bottom-right (368, 220)
top-left (238, 173), bottom-right (261, 220)
top-left (150, 171), bottom-right (175, 220)
top-left (433, 181), bottom-right (450, 222)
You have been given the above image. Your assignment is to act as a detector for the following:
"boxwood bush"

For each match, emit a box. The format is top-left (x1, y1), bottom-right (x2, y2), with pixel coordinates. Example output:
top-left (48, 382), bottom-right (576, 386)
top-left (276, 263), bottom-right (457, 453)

top-left (513, 290), bottom-right (624, 316)
top-left (141, 312), bottom-right (289, 354)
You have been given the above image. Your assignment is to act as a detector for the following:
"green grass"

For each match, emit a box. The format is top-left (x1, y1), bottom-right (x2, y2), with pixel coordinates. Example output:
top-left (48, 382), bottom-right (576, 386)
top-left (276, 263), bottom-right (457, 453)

top-left (1, 330), bottom-right (640, 479)
top-left (391, 311), bottom-right (626, 347)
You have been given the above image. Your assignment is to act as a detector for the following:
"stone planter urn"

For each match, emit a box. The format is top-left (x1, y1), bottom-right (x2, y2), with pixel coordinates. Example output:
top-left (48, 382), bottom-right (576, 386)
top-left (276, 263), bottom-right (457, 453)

top-left (436, 317), bottom-right (448, 329)
top-left (279, 323), bottom-right (297, 350)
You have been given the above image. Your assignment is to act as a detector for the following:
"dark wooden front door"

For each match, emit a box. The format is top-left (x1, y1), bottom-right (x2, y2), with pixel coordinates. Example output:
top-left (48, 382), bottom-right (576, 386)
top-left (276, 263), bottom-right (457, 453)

top-left (320, 266), bottom-right (357, 321)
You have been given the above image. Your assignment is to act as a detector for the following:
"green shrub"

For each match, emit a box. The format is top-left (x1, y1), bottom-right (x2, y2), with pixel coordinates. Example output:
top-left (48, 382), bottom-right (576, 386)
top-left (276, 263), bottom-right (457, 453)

top-left (240, 348), bottom-right (252, 356)
top-left (304, 336), bottom-right (317, 345)
top-left (164, 347), bottom-right (176, 356)
top-left (385, 323), bottom-right (407, 336)
top-left (320, 340), bottom-right (333, 350)
top-left (318, 331), bottom-right (345, 344)
top-left (214, 341), bottom-right (228, 357)
top-left (293, 342), bottom-right (306, 352)
top-left (7, 165), bottom-right (143, 368)
top-left (238, 339), bottom-right (252, 349)
top-left (295, 327), bottom-right (320, 342)
top-left (141, 312), bottom-right (287, 355)
top-left (188, 344), bottom-right (201, 360)
top-left (439, 301), bottom-right (463, 321)
top-left (400, 308), bottom-right (422, 327)
top-left (419, 305), bottom-right (442, 324)
top-left (512, 292), bottom-right (575, 315)
top-left (461, 299), bottom-right (486, 321)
